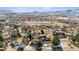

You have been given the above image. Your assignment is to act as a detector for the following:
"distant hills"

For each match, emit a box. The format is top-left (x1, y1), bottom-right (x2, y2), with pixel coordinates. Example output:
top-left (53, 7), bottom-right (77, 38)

top-left (0, 10), bottom-right (15, 13)
top-left (0, 9), bottom-right (79, 14)
top-left (53, 9), bottom-right (79, 14)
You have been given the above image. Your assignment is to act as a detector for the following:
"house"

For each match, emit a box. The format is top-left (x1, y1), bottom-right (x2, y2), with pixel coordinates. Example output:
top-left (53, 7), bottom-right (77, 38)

top-left (53, 30), bottom-right (66, 38)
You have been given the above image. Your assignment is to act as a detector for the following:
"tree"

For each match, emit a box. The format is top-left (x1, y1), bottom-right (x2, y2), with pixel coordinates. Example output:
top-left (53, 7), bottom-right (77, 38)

top-left (11, 31), bottom-right (17, 40)
top-left (22, 36), bottom-right (29, 45)
top-left (68, 33), bottom-right (79, 45)
top-left (16, 28), bottom-right (21, 37)
top-left (0, 35), bottom-right (4, 42)
top-left (41, 29), bottom-right (44, 34)
top-left (68, 35), bottom-right (75, 44)
top-left (51, 35), bottom-right (60, 46)
top-left (14, 25), bottom-right (21, 37)
top-left (35, 40), bottom-right (43, 51)
top-left (0, 29), bottom-right (2, 35)
top-left (75, 33), bottom-right (79, 42)
top-left (0, 24), bottom-right (3, 35)
top-left (10, 43), bottom-right (15, 48)
top-left (27, 33), bottom-right (32, 40)
top-left (14, 25), bottom-right (18, 29)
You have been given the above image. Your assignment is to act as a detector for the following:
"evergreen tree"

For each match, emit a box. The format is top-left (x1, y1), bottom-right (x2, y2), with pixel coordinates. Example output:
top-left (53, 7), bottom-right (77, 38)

top-left (41, 29), bottom-right (44, 34)
top-left (35, 40), bottom-right (43, 51)
top-left (0, 35), bottom-right (4, 42)
top-left (51, 35), bottom-right (60, 46)
top-left (75, 33), bottom-right (79, 43)
top-left (27, 33), bottom-right (32, 40)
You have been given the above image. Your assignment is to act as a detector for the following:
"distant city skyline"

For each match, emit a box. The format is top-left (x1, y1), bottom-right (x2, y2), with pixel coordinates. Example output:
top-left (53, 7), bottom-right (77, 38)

top-left (0, 7), bottom-right (79, 12)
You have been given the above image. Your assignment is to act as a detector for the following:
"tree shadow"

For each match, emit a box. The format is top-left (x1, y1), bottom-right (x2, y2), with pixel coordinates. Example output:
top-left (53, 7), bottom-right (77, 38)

top-left (52, 44), bottom-right (63, 51)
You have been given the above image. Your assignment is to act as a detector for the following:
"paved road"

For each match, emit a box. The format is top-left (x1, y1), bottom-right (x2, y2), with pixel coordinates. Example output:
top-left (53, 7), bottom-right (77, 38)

top-left (43, 43), bottom-right (52, 51)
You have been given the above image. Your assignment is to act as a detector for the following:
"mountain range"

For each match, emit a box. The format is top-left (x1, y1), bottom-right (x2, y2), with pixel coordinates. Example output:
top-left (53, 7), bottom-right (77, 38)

top-left (0, 9), bottom-right (79, 14)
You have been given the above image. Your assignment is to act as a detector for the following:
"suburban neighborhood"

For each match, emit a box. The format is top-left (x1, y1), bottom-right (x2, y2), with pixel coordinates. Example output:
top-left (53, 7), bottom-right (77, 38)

top-left (0, 7), bottom-right (79, 51)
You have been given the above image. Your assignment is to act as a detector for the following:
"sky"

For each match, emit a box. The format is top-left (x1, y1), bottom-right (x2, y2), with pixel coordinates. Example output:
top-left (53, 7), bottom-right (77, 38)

top-left (0, 7), bottom-right (79, 12)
